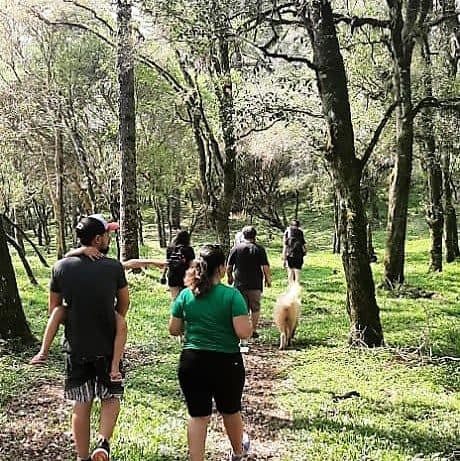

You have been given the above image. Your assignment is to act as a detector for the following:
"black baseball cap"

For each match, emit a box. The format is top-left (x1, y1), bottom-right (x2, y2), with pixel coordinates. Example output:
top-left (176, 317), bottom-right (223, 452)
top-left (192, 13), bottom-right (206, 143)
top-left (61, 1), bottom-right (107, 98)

top-left (75, 214), bottom-right (119, 241)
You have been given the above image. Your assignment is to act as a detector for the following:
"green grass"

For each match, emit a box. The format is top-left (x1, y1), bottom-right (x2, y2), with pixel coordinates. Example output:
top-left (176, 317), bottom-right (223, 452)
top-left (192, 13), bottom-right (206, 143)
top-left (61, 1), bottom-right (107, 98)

top-left (1, 215), bottom-right (459, 460)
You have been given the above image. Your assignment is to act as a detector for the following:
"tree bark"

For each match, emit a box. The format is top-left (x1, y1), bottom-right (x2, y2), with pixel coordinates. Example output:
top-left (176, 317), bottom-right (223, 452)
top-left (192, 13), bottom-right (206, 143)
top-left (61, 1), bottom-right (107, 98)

top-left (439, 0), bottom-right (460, 261)
top-left (384, 0), bottom-right (431, 287)
top-left (54, 119), bottom-right (66, 259)
top-left (305, 0), bottom-right (383, 346)
top-left (0, 217), bottom-right (34, 343)
top-left (117, 0), bottom-right (139, 261)
top-left (443, 147), bottom-right (459, 261)
top-left (421, 40), bottom-right (443, 272)
top-left (210, 17), bottom-right (237, 253)
top-left (333, 192), bottom-right (341, 254)
top-left (169, 189), bottom-right (181, 230)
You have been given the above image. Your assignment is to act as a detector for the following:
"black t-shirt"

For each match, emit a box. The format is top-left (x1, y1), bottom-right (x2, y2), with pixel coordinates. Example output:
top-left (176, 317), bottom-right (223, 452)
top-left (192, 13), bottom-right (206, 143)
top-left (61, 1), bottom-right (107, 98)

top-left (227, 241), bottom-right (269, 291)
top-left (166, 245), bottom-right (195, 287)
top-left (284, 227), bottom-right (306, 258)
top-left (50, 256), bottom-right (128, 358)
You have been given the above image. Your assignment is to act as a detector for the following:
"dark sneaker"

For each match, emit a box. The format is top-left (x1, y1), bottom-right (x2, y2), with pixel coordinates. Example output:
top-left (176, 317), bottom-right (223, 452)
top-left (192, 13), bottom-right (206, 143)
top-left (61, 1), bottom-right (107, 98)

top-left (91, 437), bottom-right (110, 461)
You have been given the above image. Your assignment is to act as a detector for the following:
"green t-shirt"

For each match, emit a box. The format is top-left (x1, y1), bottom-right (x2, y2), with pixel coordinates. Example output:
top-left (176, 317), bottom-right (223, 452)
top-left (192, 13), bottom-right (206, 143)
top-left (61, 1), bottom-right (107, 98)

top-left (171, 283), bottom-right (249, 353)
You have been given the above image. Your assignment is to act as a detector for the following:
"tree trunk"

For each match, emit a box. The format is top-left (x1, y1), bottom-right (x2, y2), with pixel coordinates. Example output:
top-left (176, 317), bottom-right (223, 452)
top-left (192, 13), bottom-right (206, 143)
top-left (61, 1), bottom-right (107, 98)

top-left (0, 217), bottom-right (34, 343)
top-left (305, 0), bottom-right (383, 346)
top-left (212, 27), bottom-right (237, 253)
top-left (169, 189), bottom-right (181, 230)
top-left (54, 120), bottom-right (66, 259)
top-left (421, 41), bottom-right (443, 272)
top-left (117, 0), bottom-right (139, 261)
top-left (384, 0), bottom-right (430, 287)
top-left (5, 234), bottom-right (38, 285)
top-left (333, 192), bottom-right (341, 254)
top-left (367, 223), bottom-right (377, 263)
top-left (13, 207), bottom-right (25, 252)
top-left (439, 0), bottom-right (460, 261)
top-left (443, 148), bottom-right (459, 261)
top-left (154, 198), bottom-right (167, 248)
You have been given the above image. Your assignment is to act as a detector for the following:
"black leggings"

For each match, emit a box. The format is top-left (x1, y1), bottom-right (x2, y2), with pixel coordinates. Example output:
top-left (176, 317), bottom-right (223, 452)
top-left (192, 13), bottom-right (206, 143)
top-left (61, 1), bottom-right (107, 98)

top-left (178, 349), bottom-right (245, 417)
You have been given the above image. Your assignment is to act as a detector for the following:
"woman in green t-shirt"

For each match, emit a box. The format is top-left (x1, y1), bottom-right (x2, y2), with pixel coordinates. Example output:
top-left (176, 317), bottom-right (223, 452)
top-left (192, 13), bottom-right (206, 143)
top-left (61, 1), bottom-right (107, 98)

top-left (169, 244), bottom-right (252, 461)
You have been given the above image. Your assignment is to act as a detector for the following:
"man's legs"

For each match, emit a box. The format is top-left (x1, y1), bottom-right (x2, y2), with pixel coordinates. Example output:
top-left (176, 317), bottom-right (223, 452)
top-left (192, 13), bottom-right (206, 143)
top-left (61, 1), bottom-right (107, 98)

top-left (90, 397), bottom-right (121, 461)
top-left (187, 415), bottom-right (211, 461)
top-left (98, 397), bottom-right (121, 441)
top-left (72, 400), bottom-right (93, 460)
top-left (245, 290), bottom-right (261, 337)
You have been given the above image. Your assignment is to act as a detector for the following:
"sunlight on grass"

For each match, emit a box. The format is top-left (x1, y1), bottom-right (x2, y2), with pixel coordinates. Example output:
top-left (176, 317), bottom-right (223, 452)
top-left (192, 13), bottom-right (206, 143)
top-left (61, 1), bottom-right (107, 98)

top-left (1, 216), bottom-right (459, 460)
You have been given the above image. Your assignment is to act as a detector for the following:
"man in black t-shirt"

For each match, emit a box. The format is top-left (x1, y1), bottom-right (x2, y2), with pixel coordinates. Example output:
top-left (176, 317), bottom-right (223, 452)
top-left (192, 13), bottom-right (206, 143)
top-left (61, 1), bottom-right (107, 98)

top-left (282, 219), bottom-right (307, 285)
top-left (227, 226), bottom-right (271, 338)
top-left (49, 215), bottom-right (129, 461)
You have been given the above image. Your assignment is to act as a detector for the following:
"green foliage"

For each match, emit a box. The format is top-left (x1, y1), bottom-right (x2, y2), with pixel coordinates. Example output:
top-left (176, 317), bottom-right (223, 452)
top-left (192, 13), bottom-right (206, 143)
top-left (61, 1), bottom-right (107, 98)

top-left (1, 215), bottom-right (459, 460)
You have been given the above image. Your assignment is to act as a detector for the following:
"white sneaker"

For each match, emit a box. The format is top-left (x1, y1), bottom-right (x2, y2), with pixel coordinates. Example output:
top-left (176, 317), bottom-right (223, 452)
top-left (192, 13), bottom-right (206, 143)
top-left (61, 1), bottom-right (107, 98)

top-left (229, 432), bottom-right (250, 460)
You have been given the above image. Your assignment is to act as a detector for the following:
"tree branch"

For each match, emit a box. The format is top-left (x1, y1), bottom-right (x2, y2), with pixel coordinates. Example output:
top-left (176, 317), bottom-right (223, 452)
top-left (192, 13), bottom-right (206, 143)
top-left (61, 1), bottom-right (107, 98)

top-left (237, 119), bottom-right (281, 141)
top-left (411, 97), bottom-right (460, 119)
top-left (31, 8), bottom-right (186, 94)
top-left (62, 0), bottom-right (114, 33)
top-left (426, 11), bottom-right (459, 28)
top-left (333, 14), bottom-right (390, 29)
top-left (256, 46), bottom-right (318, 70)
top-left (360, 101), bottom-right (399, 167)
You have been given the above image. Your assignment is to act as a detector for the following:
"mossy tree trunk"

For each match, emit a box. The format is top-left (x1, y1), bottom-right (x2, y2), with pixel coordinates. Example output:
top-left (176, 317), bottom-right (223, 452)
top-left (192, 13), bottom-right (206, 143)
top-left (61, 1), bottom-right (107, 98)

top-left (304, 0), bottom-right (383, 346)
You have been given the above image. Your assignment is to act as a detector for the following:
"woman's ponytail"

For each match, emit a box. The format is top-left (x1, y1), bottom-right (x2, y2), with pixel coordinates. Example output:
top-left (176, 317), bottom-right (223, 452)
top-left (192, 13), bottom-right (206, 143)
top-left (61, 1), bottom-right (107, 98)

top-left (184, 245), bottom-right (225, 297)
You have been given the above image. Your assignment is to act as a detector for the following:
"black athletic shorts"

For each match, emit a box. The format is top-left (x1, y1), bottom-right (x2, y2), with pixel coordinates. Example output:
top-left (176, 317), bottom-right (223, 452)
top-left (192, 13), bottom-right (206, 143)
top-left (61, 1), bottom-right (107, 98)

top-left (178, 349), bottom-right (245, 417)
top-left (64, 354), bottom-right (124, 402)
top-left (287, 256), bottom-right (304, 269)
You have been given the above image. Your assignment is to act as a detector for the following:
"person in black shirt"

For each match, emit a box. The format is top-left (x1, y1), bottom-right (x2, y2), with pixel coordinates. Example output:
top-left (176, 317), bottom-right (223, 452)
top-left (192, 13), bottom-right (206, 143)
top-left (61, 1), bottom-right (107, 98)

top-left (282, 220), bottom-right (307, 285)
top-left (227, 226), bottom-right (271, 338)
top-left (48, 215), bottom-right (130, 461)
top-left (166, 230), bottom-right (195, 300)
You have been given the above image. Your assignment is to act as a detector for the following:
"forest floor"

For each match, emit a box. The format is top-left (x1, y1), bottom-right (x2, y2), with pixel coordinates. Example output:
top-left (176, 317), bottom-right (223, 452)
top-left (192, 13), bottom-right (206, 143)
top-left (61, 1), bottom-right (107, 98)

top-left (1, 215), bottom-right (459, 460)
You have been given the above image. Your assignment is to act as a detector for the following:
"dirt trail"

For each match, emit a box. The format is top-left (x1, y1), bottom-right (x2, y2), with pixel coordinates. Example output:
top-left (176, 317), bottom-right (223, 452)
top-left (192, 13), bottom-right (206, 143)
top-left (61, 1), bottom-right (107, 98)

top-left (1, 335), bottom-right (293, 460)
top-left (208, 339), bottom-right (294, 461)
top-left (0, 377), bottom-right (74, 460)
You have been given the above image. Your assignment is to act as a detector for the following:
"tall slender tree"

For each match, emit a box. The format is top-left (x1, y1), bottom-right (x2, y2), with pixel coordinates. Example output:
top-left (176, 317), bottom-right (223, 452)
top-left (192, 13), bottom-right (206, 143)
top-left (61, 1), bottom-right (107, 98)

top-left (117, 0), bottom-right (139, 260)
top-left (384, 0), bottom-right (432, 287)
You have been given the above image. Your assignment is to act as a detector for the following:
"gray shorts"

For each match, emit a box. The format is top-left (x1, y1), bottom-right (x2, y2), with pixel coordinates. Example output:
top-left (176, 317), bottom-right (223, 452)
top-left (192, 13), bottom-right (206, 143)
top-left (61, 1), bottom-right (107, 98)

top-left (238, 289), bottom-right (262, 313)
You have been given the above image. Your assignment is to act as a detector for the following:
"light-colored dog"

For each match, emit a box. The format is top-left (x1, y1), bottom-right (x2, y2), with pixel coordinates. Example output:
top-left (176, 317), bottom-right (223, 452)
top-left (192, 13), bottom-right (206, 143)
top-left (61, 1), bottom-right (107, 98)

top-left (273, 283), bottom-right (301, 350)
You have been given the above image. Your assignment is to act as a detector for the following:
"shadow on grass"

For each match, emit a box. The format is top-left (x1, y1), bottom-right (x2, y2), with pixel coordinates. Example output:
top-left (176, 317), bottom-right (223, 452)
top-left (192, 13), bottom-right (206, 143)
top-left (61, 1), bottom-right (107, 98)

top-left (257, 409), bottom-right (458, 456)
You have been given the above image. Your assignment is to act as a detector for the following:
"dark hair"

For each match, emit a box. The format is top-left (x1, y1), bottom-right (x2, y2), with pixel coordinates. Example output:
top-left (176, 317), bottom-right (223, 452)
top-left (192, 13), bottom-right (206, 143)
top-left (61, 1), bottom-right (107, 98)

top-left (242, 225), bottom-right (256, 241)
top-left (184, 244), bottom-right (225, 297)
top-left (172, 230), bottom-right (190, 247)
top-left (76, 217), bottom-right (106, 246)
top-left (291, 219), bottom-right (300, 227)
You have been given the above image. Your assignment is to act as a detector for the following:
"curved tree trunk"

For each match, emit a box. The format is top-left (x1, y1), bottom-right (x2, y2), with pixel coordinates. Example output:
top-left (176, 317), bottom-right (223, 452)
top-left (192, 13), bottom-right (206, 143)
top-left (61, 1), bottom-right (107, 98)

top-left (0, 217), bottom-right (34, 343)
top-left (117, 0), bottom-right (139, 261)
top-left (305, 0), bottom-right (383, 346)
